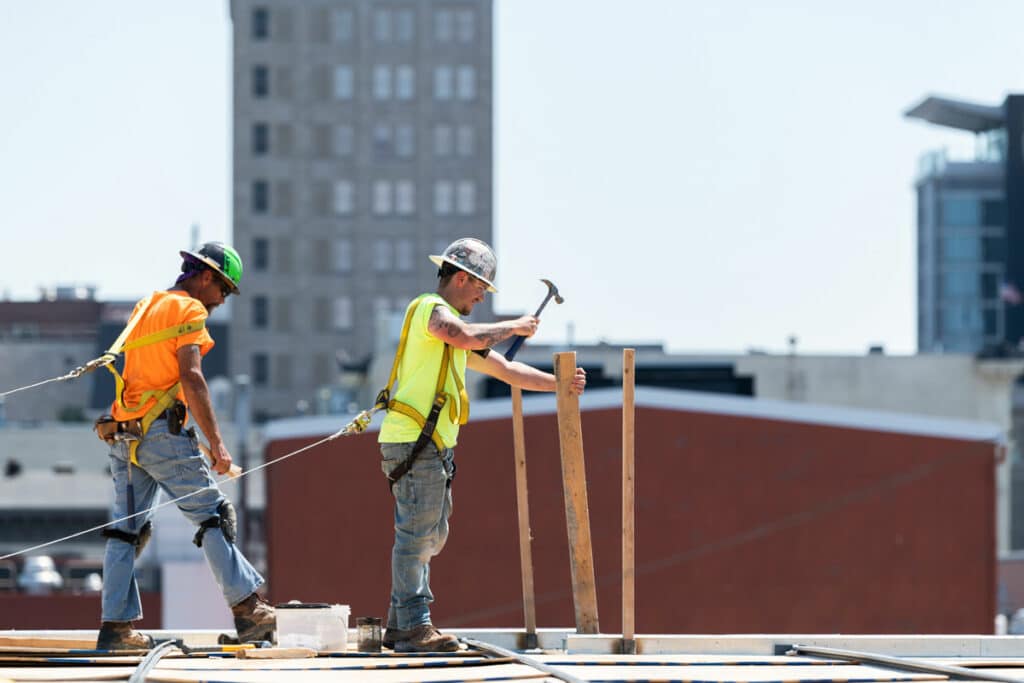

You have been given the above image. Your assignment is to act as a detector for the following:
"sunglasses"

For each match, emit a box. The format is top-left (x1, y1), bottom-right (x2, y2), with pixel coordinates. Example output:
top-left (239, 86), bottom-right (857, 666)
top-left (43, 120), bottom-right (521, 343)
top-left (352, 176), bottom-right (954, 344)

top-left (217, 280), bottom-right (233, 298)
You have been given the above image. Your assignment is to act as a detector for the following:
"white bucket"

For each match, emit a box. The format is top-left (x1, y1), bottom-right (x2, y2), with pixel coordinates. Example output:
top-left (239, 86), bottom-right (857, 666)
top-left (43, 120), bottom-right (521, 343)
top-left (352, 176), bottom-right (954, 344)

top-left (275, 602), bottom-right (350, 651)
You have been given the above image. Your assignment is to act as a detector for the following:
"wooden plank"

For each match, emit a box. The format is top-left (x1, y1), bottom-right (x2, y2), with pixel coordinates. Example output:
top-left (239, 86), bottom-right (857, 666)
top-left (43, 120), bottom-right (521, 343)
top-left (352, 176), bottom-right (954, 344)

top-left (0, 636), bottom-right (99, 650)
top-left (553, 351), bottom-right (599, 634)
top-left (237, 647), bottom-right (317, 659)
top-left (621, 348), bottom-right (636, 654)
top-left (511, 385), bottom-right (538, 644)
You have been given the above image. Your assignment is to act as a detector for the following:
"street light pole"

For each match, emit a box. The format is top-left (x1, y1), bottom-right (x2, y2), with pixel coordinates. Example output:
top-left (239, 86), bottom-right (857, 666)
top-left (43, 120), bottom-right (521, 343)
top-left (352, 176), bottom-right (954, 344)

top-left (234, 374), bottom-right (252, 557)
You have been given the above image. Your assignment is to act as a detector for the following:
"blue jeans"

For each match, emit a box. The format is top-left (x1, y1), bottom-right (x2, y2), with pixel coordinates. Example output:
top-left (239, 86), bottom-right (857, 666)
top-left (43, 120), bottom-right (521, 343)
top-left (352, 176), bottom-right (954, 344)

top-left (381, 442), bottom-right (455, 631)
top-left (101, 420), bottom-right (264, 622)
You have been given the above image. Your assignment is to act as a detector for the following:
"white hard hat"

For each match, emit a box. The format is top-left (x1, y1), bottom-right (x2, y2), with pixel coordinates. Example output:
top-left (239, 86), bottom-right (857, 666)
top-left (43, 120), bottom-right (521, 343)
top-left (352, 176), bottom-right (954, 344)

top-left (429, 238), bottom-right (498, 293)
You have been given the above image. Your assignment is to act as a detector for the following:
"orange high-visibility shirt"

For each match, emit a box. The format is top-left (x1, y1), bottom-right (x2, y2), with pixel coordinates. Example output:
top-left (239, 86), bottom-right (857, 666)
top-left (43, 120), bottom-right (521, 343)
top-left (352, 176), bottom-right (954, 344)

top-left (110, 290), bottom-right (214, 421)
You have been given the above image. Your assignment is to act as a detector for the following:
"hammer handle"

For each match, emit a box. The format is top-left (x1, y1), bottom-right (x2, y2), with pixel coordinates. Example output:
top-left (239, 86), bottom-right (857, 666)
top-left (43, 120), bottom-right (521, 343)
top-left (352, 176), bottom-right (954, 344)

top-left (505, 292), bottom-right (557, 362)
top-left (197, 440), bottom-right (243, 479)
top-left (505, 335), bottom-right (527, 362)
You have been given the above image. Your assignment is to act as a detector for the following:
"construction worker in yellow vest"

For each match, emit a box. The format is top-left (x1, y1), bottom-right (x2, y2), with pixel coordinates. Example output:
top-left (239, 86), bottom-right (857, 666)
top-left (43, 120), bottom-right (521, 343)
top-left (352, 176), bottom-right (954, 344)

top-left (95, 242), bottom-right (274, 650)
top-left (378, 238), bottom-right (586, 652)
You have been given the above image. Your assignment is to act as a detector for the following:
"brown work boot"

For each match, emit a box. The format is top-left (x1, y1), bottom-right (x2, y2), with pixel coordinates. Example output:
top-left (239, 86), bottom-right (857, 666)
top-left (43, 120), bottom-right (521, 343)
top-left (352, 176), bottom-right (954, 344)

top-left (395, 623), bottom-right (459, 653)
top-left (96, 621), bottom-right (153, 650)
top-left (383, 626), bottom-right (408, 649)
top-left (231, 593), bottom-right (276, 643)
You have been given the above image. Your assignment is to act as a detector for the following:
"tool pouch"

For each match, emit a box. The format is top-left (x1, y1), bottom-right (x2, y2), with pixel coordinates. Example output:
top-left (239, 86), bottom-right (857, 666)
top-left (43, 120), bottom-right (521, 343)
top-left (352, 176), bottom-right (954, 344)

top-left (94, 415), bottom-right (143, 444)
top-left (167, 400), bottom-right (187, 435)
top-left (94, 415), bottom-right (119, 444)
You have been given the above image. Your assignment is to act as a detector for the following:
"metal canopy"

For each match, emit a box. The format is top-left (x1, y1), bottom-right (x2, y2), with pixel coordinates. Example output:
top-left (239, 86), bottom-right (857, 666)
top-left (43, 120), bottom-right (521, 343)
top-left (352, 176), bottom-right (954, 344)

top-left (904, 95), bottom-right (1004, 132)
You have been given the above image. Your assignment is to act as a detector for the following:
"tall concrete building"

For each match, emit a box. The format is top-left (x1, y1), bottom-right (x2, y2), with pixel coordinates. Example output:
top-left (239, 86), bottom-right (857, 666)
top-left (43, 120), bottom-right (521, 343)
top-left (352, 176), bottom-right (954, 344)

top-left (230, 0), bottom-right (493, 419)
top-left (906, 94), bottom-right (1024, 354)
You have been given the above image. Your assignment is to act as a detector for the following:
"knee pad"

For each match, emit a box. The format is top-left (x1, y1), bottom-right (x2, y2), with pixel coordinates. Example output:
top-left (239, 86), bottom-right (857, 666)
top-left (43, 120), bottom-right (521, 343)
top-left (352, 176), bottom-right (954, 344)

top-left (192, 500), bottom-right (237, 548)
top-left (102, 520), bottom-right (153, 559)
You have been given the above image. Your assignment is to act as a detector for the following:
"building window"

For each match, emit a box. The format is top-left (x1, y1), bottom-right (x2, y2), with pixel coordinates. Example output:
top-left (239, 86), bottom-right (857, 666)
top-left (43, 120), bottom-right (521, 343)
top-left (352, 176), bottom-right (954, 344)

top-left (273, 354), bottom-right (292, 389)
top-left (373, 65), bottom-right (392, 99)
top-left (334, 66), bottom-right (354, 100)
top-left (396, 239), bottom-right (413, 271)
top-left (942, 269), bottom-right (980, 298)
top-left (983, 199), bottom-right (1006, 227)
top-left (374, 240), bottom-right (392, 271)
top-left (456, 66), bottom-right (475, 100)
top-left (373, 181), bottom-right (393, 214)
top-left (434, 181), bottom-right (453, 215)
top-left (396, 124), bottom-right (415, 158)
top-left (331, 8), bottom-right (353, 43)
top-left (942, 198), bottom-right (979, 227)
top-left (252, 353), bottom-right (269, 386)
top-left (252, 296), bottom-right (269, 329)
top-left (252, 180), bottom-right (269, 214)
top-left (374, 9), bottom-right (392, 42)
top-left (396, 180), bottom-right (415, 215)
top-left (396, 65), bottom-right (415, 100)
top-left (396, 10), bottom-right (414, 41)
top-left (331, 238), bottom-right (352, 273)
top-left (253, 65), bottom-right (269, 98)
top-left (435, 9), bottom-right (453, 42)
top-left (252, 7), bottom-right (270, 40)
top-left (333, 297), bottom-right (353, 330)
top-left (942, 234), bottom-right (981, 262)
top-left (374, 296), bottom-right (392, 321)
top-left (434, 66), bottom-right (452, 100)
top-left (252, 122), bottom-right (269, 155)
top-left (373, 124), bottom-right (393, 159)
top-left (253, 238), bottom-right (269, 271)
top-left (456, 181), bottom-right (476, 215)
top-left (333, 180), bottom-right (353, 215)
top-left (434, 125), bottom-right (452, 156)
top-left (333, 125), bottom-right (354, 157)
top-left (455, 9), bottom-right (475, 42)
top-left (456, 125), bottom-right (474, 157)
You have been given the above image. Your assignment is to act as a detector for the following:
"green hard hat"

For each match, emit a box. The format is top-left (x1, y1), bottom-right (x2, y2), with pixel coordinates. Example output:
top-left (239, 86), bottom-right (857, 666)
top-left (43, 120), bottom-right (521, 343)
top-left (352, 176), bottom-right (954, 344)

top-left (180, 241), bottom-right (243, 294)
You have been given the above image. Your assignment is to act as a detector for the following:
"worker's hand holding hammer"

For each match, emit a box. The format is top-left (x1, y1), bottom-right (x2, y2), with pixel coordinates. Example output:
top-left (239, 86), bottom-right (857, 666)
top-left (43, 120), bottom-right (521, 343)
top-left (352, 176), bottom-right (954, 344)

top-left (510, 315), bottom-right (539, 338)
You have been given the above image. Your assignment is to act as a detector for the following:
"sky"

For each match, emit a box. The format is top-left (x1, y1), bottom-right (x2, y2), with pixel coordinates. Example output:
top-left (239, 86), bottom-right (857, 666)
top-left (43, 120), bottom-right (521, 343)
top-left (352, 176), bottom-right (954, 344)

top-left (2, 1), bottom-right (1024, 355)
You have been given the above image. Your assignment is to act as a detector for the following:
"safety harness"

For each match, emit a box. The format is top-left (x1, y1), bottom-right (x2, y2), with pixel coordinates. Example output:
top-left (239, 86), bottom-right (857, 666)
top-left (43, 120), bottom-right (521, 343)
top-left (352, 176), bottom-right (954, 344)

top-left (93, 294), bottom-right (205, 464)
top-left (374, 295), bottom-right (469, 489)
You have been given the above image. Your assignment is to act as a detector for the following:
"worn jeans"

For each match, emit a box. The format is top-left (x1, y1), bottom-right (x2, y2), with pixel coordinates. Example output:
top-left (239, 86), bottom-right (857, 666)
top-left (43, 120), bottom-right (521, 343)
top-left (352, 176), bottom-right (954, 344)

top-left (101, 419), bottom-right (264, 622)
top-left (381, 442), bottom-right (455, 631)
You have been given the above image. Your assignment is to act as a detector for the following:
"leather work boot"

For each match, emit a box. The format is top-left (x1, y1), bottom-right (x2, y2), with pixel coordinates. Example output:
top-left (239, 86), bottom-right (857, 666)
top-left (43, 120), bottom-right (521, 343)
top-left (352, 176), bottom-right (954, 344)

top-left (96, 621), bottom-right (154, 650)
top-left (395, 623), bottom-right (459, 653)
top-left (231, 593), bottom-right (276, 643)
top-left (383, 627), bottom-right (408, 649)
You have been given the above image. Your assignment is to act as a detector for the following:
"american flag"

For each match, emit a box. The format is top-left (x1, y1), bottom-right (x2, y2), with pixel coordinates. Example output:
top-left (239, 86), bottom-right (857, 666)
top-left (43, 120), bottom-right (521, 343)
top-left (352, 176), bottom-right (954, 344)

top-left (1000, 281), bottom-right (1023, 306)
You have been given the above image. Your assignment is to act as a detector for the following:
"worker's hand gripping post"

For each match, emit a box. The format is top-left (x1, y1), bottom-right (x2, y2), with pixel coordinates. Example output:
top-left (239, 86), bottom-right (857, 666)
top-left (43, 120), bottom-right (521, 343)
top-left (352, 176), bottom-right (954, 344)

top-left (505, 279), bottom-right (563, 362)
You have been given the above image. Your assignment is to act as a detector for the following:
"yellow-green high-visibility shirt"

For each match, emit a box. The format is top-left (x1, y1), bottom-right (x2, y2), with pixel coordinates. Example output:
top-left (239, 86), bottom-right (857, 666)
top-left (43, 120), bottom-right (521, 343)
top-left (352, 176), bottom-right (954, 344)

top-left (379, 293), bottom-right (468, 448)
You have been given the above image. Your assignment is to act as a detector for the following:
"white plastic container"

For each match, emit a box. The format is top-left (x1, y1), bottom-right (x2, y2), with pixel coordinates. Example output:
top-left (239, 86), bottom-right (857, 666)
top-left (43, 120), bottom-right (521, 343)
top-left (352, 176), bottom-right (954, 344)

top-left (275, 602), bottom-right (350, 651)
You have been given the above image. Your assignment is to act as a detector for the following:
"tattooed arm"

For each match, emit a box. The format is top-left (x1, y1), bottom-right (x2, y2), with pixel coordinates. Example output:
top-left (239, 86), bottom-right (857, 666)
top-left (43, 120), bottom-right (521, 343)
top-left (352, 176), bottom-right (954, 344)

top-left (467, 351), bottom-right (587, 394)
top-left (427, 304), bottom-right (538, 350)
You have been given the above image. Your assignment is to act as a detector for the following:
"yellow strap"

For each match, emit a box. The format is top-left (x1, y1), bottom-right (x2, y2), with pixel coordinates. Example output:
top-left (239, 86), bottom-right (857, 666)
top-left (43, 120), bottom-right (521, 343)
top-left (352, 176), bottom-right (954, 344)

top-left (122, 320), bottom-right (204, 352)
top-left (387, 400), bottom-right (447, 451)
top-left (379, 296), bottom-right (470, 437)
top-left (127, 383), bottom-right (181, 465)
top-left (102, 296), bottom-right (207, 465)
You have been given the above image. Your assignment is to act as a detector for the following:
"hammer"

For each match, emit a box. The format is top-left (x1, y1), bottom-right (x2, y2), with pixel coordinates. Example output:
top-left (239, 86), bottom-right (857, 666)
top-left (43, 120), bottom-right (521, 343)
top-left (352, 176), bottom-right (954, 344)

top-left (505, 278), bottom-right (563, 361)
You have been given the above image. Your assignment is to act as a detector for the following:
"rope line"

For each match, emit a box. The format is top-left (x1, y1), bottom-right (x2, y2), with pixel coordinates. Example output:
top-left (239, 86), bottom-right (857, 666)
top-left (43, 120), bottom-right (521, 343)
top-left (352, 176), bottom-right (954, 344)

top-left (0, 409), bottom-right (379, 562)
top-left (0, 355), bottom-right (115, 399)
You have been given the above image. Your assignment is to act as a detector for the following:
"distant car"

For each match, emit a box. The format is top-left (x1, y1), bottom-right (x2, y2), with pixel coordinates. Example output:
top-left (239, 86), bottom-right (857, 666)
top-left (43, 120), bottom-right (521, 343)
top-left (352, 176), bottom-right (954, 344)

top-left (17, 556), bottom-right (63, 594)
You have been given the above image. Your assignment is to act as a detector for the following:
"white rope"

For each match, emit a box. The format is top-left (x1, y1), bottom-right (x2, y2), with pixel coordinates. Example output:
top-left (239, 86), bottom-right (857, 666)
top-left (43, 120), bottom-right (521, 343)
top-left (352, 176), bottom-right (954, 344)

top-left (0, 355), bottom-right (115, 399)
top-left (0, 409), bottom-right (379, 562)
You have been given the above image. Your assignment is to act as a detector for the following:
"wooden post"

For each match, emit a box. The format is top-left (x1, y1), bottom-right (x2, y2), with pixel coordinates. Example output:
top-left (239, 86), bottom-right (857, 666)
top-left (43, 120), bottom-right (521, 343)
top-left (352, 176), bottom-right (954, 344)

top-left (511, 385), bottom-right (538, 649)
top-left (621, 348), bottom-right (636, 654)
top-left (554, 351), bottom-right (599, 634)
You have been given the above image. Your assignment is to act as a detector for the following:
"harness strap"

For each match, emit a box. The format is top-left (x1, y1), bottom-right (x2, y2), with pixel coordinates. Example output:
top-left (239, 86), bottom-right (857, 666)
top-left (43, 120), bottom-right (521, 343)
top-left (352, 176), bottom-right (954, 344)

top-left (377, 296), bottom-right (470, 488)
top-left (103, 295), bottom-right (207, 465)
